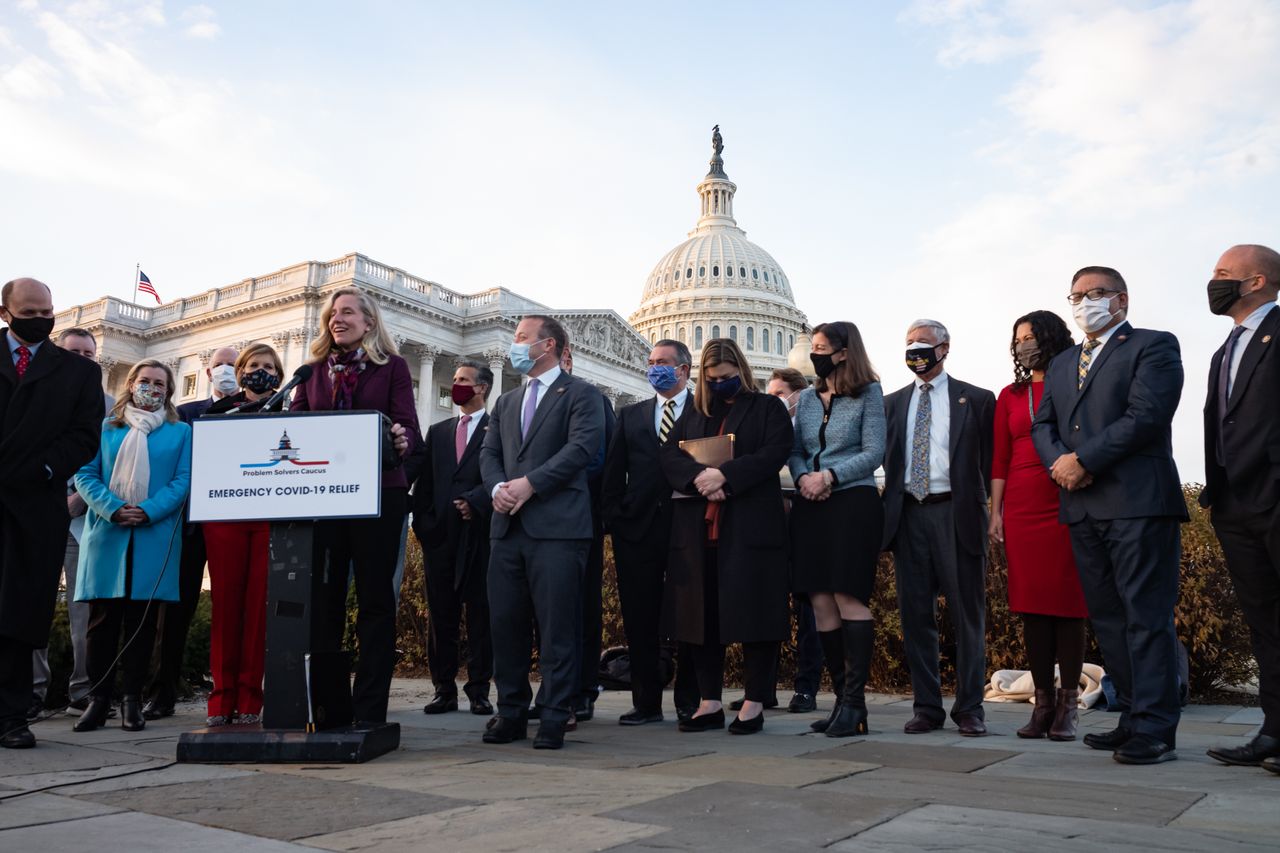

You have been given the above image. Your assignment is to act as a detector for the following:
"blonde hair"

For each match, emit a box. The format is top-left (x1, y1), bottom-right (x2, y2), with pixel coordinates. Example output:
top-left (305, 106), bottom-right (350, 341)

top-left (694, 337), bottom-right (758, 416)
top-left (108, 359), bottom-right (179, 426)
top-left (235, 342), bottom-right (283, 379)
top-left (309, 286), bottom-right (398, 365)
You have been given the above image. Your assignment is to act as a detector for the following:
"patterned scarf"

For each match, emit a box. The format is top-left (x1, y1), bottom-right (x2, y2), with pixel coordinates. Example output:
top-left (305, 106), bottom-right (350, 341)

top-left (327, 347), bottom-right (367, 410)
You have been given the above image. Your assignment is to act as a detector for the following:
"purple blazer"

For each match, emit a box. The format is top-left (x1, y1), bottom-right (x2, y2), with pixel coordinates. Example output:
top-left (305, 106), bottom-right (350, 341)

top-left (291, 353), bottom-right (422, 489)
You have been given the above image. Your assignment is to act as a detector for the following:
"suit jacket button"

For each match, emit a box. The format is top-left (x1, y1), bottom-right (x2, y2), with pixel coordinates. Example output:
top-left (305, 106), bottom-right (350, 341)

top-left (1072, 424), bottom-right (1080, 431)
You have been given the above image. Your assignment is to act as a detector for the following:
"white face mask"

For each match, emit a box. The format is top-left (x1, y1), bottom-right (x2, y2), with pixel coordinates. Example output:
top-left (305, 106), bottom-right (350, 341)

top-left (1071, 295), bottom-right (1117, 334)
top-left (211, 363), bottom-right (238, 395)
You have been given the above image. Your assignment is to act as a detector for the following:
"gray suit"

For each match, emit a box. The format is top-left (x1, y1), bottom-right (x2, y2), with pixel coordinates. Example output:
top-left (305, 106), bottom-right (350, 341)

top-left (481, 371), bottom-right (605, 725)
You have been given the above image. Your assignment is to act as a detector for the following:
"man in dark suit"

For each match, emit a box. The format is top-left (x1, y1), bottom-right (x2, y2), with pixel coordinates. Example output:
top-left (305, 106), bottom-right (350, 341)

top-left (602, 339), bottom-right (700, 725)
top-left (1200, 245), bottom-right (1280, 772)
top-left (1, 278), bottom-right (104, 749)
top-left (144, 345), bottom-right (238, 719)
top-left (1033, 266), bottom-right (1187, 765)
top-left (480, 314), bottom-right (605, 749)
top-left (411, 360), bottom-right (494, 717)
top-left (882, 319), bottom-right (995, 737)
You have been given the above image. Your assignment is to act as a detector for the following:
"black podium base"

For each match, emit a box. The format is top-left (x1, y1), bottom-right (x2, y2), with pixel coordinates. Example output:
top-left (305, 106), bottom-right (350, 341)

top-left (176, 722), bottom-right (400, 764)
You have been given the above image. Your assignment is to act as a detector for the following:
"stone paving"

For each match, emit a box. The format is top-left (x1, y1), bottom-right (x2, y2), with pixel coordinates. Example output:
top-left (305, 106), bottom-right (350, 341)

top-left (2, 679), bottom-right (1277, 851)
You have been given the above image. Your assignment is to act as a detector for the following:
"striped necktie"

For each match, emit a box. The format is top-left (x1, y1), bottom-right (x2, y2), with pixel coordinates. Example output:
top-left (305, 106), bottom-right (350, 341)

top-left (658, 398), bottom-right (677, 444)
top-left (1077, 339), bottom-right (1101, 390)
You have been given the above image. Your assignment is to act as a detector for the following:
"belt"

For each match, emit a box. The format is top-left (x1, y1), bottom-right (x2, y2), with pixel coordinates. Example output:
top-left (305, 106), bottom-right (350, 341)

top-left (910, 491), bottom-right (951, 505)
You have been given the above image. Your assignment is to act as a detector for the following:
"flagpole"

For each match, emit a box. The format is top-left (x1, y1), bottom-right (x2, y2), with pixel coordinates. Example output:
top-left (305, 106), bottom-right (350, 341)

top-left (133, 263), bottom-right (139, 304)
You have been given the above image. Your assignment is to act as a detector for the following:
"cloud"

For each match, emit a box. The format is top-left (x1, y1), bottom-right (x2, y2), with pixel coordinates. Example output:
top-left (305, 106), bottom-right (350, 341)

top-left (180, 4), bottom-right (220, 40)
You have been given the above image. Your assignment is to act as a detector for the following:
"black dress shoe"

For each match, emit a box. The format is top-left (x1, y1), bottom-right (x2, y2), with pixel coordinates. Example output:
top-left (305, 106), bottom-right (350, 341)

top-left (68, 696), bottom-right (90, 712)
top-left (121, 696), bottom-right (146, 732)
top-left (903, 713), bottom-right (944, 734)
top-left (1083, 726), bottom-right (1132, 751)
top-left (482, 715), bottom-right (528, 744)
top-left (619, 708), bottom-right (664, 726)
top-left (675, 705), bottom-right (697, 724)
top-left (728, 712), bottom-right (765, 735)
top-left (26, 695), bottom-right (44, 722)
top-left (1113, 733), bottom-right (1177, 765)
top-left (1207, 734), bottom-right (1280, 767)
top-left (954, 713), bottom-right (987, 737)
top-left (422, 693), bottom-right (459, 715)
top-left (469, 697), bottom-right (494, 716)
top-left (533, 720), bottom-right (567, 749)
top-left (142, 698), bottom-right (175, 720)
top-left (573, 696), bottom-right (596, 722)
top-left (1, 722), bottom-right (35, 749)
top-left (73, 696), bottom-right (112, 732)
top-left (787, 693), bottom-right (817, 713)
top-left (1262, 756), bottom-right (1280, 776)
top-left (678, 709), bottom-right (725, 732)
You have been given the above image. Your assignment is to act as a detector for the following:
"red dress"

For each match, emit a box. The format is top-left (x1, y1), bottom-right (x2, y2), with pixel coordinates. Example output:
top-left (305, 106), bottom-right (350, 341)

top-left (993, 382), bottom-right (1088, 618)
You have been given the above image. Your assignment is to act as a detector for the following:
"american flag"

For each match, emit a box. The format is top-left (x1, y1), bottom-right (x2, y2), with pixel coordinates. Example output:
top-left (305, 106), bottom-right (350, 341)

top-left (137, 270), bottom-right (161, 303)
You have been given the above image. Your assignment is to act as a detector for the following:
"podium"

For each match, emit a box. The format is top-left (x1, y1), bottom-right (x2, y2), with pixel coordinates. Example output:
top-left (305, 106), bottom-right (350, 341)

top-left (177, 410), bottom-right (399, 764)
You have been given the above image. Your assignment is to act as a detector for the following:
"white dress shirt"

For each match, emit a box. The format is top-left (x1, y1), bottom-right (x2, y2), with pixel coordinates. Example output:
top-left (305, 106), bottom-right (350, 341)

top-left (1081, 322), bottom-right (1124, 371)
top-left (653, 388), bottom-right (690, 437)
top-left (1227, 302), bottom-right (1277, 396)
top-left (903, 370), bottom-right (951, 494)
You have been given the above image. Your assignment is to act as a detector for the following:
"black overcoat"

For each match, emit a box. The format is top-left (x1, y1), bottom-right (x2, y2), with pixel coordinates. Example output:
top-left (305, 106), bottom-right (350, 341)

top-left (660, 390), bottom-right (792, 644)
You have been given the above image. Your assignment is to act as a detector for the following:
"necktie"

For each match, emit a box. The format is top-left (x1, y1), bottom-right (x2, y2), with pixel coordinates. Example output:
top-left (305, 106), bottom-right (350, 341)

top-left (521, 378), bottom-right (540, 437)
top-left (908, 382), bottom-right (932, 501)
top-left (14, 346), bottom-right (31, 378)
top-left (658, 398), bottom-right (677, 444)
top-left (455, 413), bottom-right (472, 463)
top-left (1215, 325), bottom-right (1247, 466)
top-left (1077, 339), bottom-right (1101, 390)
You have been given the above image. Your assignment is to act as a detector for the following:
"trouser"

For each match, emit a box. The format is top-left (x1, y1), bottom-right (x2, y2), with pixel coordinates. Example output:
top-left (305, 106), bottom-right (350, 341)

top-left (145, 525), bottom-right (206, 704)
top-left (1069, 514), bottom-right (1182, 745)
top-left (894, 499), bottom-right (987, 723)
top-left (423, 543), bottom-right (492, 700)
top-left (392, 518), bottom-right (409, 606)
top-left (576, 524), bottom-right (606, 702)
top-left (690, 546), bottom-right (780, 703)
top-left (792, 594), bottom-right (822, 695)
top-left (204, 521), bottom-right (270, 718)
top-left (32, 534), bottom-right (93, 703)
top-left (1212, 495), bottom-right (1280, 737)
top-left (488, 520), bottom-right (586, 726)
top-left (312, 488), bottom-right (408, 724)
top-left (86, 598), bottom-right (159, 699)
top-left (0, 635), bottom-right (35, 730)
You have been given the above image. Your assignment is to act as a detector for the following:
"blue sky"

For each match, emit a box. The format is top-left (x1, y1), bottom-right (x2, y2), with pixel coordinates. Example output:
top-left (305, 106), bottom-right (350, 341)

top-left (3, 0), bottom-right (1279, 481)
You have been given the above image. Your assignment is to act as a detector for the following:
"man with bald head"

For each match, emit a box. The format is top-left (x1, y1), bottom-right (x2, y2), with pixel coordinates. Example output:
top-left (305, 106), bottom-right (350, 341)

top-left (1, 278), bottom-right (104, 748)
top-left (142, 344), bottom-right (238, 719)
top-left (1202, 245), bottom-right (1280, 773)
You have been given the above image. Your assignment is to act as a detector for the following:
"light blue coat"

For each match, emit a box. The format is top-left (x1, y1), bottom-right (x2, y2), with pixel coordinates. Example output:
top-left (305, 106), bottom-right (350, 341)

top-left (74, 418), bottom-right (192, 602)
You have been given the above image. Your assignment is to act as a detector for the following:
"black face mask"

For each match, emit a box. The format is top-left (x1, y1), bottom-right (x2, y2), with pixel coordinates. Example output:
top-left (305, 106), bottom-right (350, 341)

top-left (1207, 278), bottom-right (1247, 316)
top-left (5, 315), bottom-right (54, 345)
top-left (241, 368), bottom-right (281, 395)
top-left (905, 344), bottom-right (942, 376)
top-left (809, 350), bottom-right (844, 380)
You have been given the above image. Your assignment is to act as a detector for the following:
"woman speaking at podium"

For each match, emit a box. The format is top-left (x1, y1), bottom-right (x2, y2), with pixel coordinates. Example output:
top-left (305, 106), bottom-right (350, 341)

top-left (291, 287), bottom-right (421, 725)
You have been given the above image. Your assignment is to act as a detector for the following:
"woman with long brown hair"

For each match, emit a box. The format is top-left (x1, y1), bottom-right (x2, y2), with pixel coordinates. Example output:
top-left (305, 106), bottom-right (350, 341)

top-left (661, 338), bottom-right (793, 735)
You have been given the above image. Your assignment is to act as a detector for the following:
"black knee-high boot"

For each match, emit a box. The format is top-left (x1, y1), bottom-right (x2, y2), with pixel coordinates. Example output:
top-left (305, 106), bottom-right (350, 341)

top-left (810, 628), bottom-right (845, 733)
top-left (826, 619), bottom-right (872, 737)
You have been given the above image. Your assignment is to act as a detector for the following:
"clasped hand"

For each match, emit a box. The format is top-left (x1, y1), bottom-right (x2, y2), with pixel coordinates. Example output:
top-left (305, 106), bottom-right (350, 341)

top-left (693, 468), bottom-right (727, 502)
top-left (1049, 452), bottom-right (1093, 492)
top-left (493, 476), bottom-right (534, 515)
top-left (111, 504), bottom-right (149, 527)
top-left (797, 472), bottom-right (831, 502)
top-left (453, 497), bottom-right (474, 521)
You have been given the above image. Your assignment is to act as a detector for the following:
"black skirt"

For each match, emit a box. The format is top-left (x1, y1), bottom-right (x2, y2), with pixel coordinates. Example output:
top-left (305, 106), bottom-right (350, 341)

top-left (789, 485), bottom-right (883, 601)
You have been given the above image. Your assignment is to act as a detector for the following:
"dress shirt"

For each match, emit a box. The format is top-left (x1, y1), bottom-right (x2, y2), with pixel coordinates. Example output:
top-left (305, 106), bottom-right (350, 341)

top-left (1082, 322), bottom-right (1123, 365)
top-left (1227, 302), bottom-right (1277, 397)
top-left (652, 388), bottom-right (690, 437)
top-left (7, 329), bottom-right (43, 363)
top-left (456, 407), bottom-right (483, 446)
top-left (492, 364), bottom-right (563, 498)
top-left (903, 370), bottom-right (951, 494)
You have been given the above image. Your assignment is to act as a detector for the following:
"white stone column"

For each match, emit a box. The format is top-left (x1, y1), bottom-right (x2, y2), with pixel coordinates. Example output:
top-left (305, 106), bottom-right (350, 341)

top-left (196, 349), bottom-right (213, 399)
top-left (412, 344), bottom-right (441, 429)
top-left (272, 331), bottom-right (292, 375)
top-left (484, 346), bottom-right (507, 409)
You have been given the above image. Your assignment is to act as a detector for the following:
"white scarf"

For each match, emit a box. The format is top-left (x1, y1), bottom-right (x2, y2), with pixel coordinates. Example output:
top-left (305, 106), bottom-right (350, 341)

top-left (109, 404), bottom-right (167, 507)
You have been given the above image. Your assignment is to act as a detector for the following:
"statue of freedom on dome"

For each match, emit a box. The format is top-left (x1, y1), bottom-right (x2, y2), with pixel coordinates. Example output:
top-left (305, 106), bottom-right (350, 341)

top-left (708, 124), bottom-right (726, 177)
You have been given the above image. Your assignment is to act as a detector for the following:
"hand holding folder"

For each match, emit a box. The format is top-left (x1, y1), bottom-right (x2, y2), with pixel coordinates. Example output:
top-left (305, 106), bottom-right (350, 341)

top-left (673, 434), bottom-right (734, 499)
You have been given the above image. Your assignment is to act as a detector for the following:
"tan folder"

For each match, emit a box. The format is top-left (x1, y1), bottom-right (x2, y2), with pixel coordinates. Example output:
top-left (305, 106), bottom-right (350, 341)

top-left (672, 434), bottom-right (734, 499)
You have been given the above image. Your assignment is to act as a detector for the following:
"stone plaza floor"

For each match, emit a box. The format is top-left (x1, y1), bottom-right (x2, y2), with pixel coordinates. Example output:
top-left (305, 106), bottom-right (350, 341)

top-left (2, 679), bottom-right (1277, 851)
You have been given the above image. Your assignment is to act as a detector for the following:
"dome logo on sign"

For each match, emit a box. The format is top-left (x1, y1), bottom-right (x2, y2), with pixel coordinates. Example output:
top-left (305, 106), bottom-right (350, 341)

top-left (240, 430), bottom-right (330, 469)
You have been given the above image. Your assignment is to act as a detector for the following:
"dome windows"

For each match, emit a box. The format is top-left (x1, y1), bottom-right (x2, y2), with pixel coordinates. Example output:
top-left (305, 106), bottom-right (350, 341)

top-left (762, 326), bottom-right (770, 353)
top-left (763, 271), bottom-right (769, 282)
top-left (712, 265), bottom-right (719, 277)
top-left (739, 266), bottom-right (746, 278)
top-left (726, 266), bottom-right (733, 277)
top-left (776, 331), bottom-right (783, 354)
top-left (752, 269), bottom-right (759, 280)
top-left (686, 268), bottom-right (692, 279)
top-left (746, 327), bottom-right (755, 350)
top-left (695, 326), bottom-right (704, 350)
top-left (729, 325), bottom-right (738, 342)
top-left (699, 266), bottom-right (705, 277)
top-left (711, 325), bottom-right (720, 339)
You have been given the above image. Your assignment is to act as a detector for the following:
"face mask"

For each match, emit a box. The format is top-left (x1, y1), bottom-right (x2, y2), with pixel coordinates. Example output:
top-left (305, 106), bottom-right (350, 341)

top-left (809, 350), bottom-right (843, 379)
top-left (451, 383), bottom-right (478, 405)
top-left (905, 342), bottom-right (942, 376)
top-left (132, 382), bottom-right (165, 412)
top-left (509, 337), bottom-right (550, 374)
top-left (241, 368), bottom-right (280, 395)
top-left (4, 315), bottom-right (54, 344)
top-left (647, 364), bottom-right (680, 391)
top-left (706, 375), bottom-right (742, 399)
top-left (1071, 295), bottom-right (1116, 334)
top-left (1015, 341), bottom-right (1043, 371)
top-left (211, 363), bottom-right (238, 395)
top-left (1207, 278), bottom-right (1248, 315)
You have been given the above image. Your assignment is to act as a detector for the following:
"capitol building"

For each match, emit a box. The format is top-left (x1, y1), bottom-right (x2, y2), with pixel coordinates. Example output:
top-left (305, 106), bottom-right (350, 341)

top-left (51, 128), bottom-right (809, 421)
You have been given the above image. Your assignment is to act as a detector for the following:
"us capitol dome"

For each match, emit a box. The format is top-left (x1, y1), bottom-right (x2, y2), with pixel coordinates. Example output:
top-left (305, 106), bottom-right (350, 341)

top-left (630, 126), bottom-right (810, 381)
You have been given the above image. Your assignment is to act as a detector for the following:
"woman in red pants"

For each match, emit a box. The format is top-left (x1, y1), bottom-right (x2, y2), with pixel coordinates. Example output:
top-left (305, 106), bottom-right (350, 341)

top-left (202, 343), bottom-right (285, 726)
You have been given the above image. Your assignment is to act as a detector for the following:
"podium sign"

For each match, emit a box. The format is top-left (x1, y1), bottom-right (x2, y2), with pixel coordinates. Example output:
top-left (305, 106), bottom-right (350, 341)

top-left (189, 411), bottom-right (382, 523)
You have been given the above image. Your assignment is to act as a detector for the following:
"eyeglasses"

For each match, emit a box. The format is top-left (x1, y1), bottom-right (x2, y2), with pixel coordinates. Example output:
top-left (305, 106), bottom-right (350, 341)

top-left (1066, 288), bottom-right (1118, 305)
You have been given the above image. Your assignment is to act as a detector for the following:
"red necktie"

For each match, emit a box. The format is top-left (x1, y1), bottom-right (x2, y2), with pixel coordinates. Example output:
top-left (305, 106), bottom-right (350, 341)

top-left (14, 346), bottom-right (31, 378)
top-left (455, 413), bottom-right (472, 463)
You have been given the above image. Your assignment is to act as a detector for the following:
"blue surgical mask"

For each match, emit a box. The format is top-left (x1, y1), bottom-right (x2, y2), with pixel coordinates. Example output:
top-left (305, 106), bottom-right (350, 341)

top-left (706, 375), bottom-right (742, 399)
top-left (647, 364), bottom-right (680, 391)
top-left (509, 337), bottom-right (550, 374)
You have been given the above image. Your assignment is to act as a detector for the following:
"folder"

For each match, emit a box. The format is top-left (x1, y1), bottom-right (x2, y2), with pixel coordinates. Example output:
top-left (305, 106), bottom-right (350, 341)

top-left (673, 434), bottom-right (734, 498)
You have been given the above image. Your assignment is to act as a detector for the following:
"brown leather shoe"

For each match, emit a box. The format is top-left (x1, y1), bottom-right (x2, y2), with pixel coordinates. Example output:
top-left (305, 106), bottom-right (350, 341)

top-left (954, 713), bottom-right (987, 737)
top-left (1017, 688), bottom-right (1055, 739)
top-left (1048, 688), bottom-right (1079, 741)
top-left (903, 713), bottom-right (943, 734)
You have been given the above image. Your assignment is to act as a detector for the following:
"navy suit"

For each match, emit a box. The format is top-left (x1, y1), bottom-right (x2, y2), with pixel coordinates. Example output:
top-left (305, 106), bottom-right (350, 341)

top-left (1032, 321), bottom-right (1187, 745)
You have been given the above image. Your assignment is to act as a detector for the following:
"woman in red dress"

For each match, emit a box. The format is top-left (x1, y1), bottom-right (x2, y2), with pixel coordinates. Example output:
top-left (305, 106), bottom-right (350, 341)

top-left (989, 310), bottom-right (1089, 741)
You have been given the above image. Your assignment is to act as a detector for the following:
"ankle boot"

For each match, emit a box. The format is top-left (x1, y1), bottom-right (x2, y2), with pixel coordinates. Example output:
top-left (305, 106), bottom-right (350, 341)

top-left (1048, 688), bottom-right (1079, 741)
top-left (811, 628), bottom-right (845, 733)
top-left (1016, 688), bottom-right (1056, 739)
top-left (73, 696), bottom-right (112, 732)
top-left (121, 695), bottom-right (146, 732)
top-left (826, 620), bottom-right (872, 737)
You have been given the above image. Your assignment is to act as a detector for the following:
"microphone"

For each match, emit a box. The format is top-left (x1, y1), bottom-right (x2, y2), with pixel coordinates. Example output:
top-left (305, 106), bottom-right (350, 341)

top-left (262, 363), bottom-right (314, 410)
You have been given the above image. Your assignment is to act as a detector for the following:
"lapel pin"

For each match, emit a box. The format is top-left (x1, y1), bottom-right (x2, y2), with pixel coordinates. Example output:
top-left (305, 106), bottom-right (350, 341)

top-left (1117, 334), bottom-right (1128, 342)
top-left (1264, 335), bottom-right (1272, 344)
top-left (556, 387), bottom-right (566, 394)
top-left (958, 396), bottom-right (967, 405)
